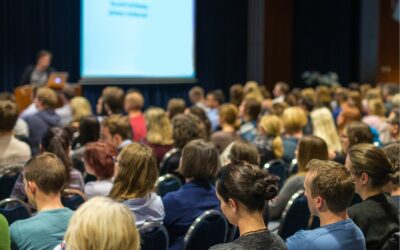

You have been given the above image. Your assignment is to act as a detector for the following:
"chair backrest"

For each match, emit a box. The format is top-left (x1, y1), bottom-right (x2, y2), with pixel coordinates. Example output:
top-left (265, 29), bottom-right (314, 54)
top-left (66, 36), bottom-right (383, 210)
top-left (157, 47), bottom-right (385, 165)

top-left (0, 198), bottom-right (31, 225)
top-left (183, 210), bottom-right (228, 250)
top-left (156, 174), bottom-right (182, 197)
top-left (0, 165), bottom-right (24, 200)
top-left (139, 222), bottom-right (169, 250)
top-left (288, 158), bottom-right (298, 177)
top-left (159, 148), bottom-right (180, 176)
top-left (61, 189), bottom-right (87, 210)
top-left (278, 190), bottom-right (312, 240)
top-left (264, 159), bottom-right (287, 189)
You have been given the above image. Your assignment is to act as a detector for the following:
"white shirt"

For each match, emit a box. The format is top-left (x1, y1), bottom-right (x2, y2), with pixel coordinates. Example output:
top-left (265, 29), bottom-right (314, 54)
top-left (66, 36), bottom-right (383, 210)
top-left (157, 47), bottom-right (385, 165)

top-left (84, 179), bottom-right (114, 199)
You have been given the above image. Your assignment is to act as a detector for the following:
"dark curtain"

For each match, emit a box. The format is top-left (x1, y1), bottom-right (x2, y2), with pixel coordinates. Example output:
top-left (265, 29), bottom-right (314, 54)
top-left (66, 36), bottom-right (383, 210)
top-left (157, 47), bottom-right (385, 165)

top-left (0, 0), bottom-right (248, 108)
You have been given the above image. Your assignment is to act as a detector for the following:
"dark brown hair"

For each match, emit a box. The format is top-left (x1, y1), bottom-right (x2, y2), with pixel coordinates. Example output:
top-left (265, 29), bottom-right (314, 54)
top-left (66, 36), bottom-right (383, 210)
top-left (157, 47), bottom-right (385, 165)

top-left (229, 140), bottom-right (260, 166)
top-left (229, 84), bottom-right (244, 107)
top-left (244, 98), bottom-right (261, 121)
top-left (189, 106), bottom-right (211, 139)
top-left (345, 122), bottom-right (373, 148)
top-left (24, 152), bottom-right (66, 194)
top-left (102, 87), bottom-right (125, 114)
top-left (216, 161), bottom-right (279, 211)
top-left (167, 98), bottom-right (186, 119)
top-left (381, 142), bottom-right (399, 186)
top-left (102, 115), bottom-right (132, 140)
top-left (84, 142), bottom-right (117, 179)
top-left (297, 136), bottom-right (329, 173)
top-left (172, 114), bottom-right (204, 149)
top-left (0, 101), bottom-right (18, 132)
top-left (180, 139), bottom-right (220, 181)
top-left (307, 159), bottom-right (355, 213)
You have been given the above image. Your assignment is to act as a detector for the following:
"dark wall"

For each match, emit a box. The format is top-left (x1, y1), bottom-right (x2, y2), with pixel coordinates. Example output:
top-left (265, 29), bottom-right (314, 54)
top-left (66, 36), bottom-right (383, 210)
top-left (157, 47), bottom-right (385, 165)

top-left (0, 0), bottom-right (248, 108)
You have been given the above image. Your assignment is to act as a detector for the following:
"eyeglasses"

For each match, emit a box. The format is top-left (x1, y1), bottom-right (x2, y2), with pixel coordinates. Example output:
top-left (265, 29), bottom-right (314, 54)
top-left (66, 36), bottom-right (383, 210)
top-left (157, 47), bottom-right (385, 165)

top-left (112, 156), bottom-right (119, 164)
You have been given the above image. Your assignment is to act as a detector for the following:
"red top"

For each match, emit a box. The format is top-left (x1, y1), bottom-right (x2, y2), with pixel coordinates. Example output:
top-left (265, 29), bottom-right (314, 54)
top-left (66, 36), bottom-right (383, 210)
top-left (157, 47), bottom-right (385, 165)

top-left (129, 114), bottom-right (147, 142)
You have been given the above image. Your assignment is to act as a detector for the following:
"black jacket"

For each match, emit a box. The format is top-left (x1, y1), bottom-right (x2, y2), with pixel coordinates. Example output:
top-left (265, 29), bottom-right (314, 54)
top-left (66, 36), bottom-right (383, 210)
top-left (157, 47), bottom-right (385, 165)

top-left (20, 65), bottom-right (55, 85)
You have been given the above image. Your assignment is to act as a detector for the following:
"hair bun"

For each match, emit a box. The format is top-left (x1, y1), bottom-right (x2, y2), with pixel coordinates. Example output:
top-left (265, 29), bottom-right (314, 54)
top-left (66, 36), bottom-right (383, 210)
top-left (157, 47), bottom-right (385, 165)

top-left (253, 172), bottom-right (279, 201)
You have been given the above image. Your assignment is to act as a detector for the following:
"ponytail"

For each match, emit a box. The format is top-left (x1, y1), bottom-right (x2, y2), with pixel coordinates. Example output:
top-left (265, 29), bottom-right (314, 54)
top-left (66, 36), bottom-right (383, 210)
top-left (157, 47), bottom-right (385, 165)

top-left (272, 135), bottom-right (284, 159)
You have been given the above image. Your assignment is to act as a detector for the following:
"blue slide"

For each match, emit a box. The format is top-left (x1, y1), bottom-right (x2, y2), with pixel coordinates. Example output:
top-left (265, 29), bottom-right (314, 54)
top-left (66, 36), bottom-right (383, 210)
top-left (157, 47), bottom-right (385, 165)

top-left (81, 0), bottom-right (195, 79)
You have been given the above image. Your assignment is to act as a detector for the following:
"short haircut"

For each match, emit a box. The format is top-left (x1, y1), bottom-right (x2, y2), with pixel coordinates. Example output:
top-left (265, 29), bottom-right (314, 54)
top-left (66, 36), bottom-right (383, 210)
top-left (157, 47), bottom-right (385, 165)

top-left (102, 87), bottom-right (125, 114)
top-left (229, 140), bottom-right (260, 166)
top-left (24, 152), bottom-right (67, 194)
top-left (348, 143), bottom-right (394, 188)
top-left (167, 98), bottom-right (186, 119)
top-left (276, 82), bottom-right (289, 95)
top-left (172, 114), bottom-right (204, 149)
top-left (0, 101), bottom-right (18, 132)
top-left (345, 122), bottom-right (373, 148)
top-left (181, 139), bottom-right (220, 180)
top-left (79, 116), bottom-right (100, 145)
top-left (125, 91), bottom-right (144, 111)
top-left (102, 115), bottom-right (132, 140)
top-left (282, 107), bottom-right (307, 134)
top-left (244, 98), bottom-right (261, 121)
top-left (36, 87), bottom-right (58, 109)
top-left (382, 142), bottom-right (400, 186)
top-left (109, 143), bottom-right (158, 201)
top-left (229, 84), bottom-right (244, 107)
top-left (64, 197), bottom-right (140, 250)
top-left (219, 103), bottom-right (239, 126)
top-left (307, 159), bottom-right (355, 213)
top-left (61, 84), bottom-right (75, 101)
top-left (208, 89), bottom-right (225, 105)
top-left (216, 161), bottom-right (279, 211)
top-left (84, 142), bottom-right (117, 179)
top-left (189, 86), bottom-right (205, 99)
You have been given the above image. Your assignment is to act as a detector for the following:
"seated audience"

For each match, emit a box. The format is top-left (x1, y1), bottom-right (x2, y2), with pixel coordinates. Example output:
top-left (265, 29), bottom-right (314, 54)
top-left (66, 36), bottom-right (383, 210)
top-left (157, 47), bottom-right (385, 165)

top-left (239, 98), bottom-right (261, 142)
top-left (109, 143), bottom-right (164, 226)
top-left (228, 140), bottom-right (260, 166)
top-left (189, 86), bottom-right (208, 111)
top-left (211, 103), bottom-right (239, 153)
top-left (63, 197), bottom-right (140, 250)
top-left (0, 101), bottom-right (31, 171)
top-left (83, 142), bottom-right (117, 198)
top-left (253, 115), bottom-right (284, 166)
top-left (382, 142), bottom-right (400, 210)
top-left (0, 92), bottom-right (29, 138)
top-left (0, 214), bottom-right (10, 250)
top-left (124, 90), bottom-right (147, 142)
top-left (243, 81), bottom-right (264, 103)
top-left (272, 81), bottom-right (289, 104)
top-left (167, 98), bottom-right (186, 120)
top-left (210, 161), bottom-right (286, 250)
top-left (69, 96), bottom-right (92, 129)
top-left (281, 107), bottom-right (308, 163)
top-left (100, 115), bottom-right (132, 151)
top-left (10, 153), bottom-right (73, 249)
top-left (98, 86), bottom-right (125, 116)
top-left (206, 89), bottom-right (225, 131)
top-left (24, 86), bottom-right (60, 154)
top-left (286, 160), bottom-right (366, 250)
top-left (55, 84), bottom-right (75, 127)
top-left (11, 127), bottom-right (85, 202)
top-left (186, 106), bottom-right (212, 139)
top-left (362, 98), bottom-right (390, 144)
top-left (346, 144), bottom-right (399, 250)
top-left (163, 140), bottom-right (220, 250)
top-left (144, 107), bottom-right (174, 165)
top-left (229, 83), bottom-right (244, 107)
top-left (337, 90), bottom-right (362, 132)
top-left (269, 136), bottom-right (328, 220)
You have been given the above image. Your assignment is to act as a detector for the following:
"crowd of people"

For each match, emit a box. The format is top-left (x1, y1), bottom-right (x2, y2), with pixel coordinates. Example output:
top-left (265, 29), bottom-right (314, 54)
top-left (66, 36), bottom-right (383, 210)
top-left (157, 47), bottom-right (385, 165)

top-left (0, 80), bottom-right (399, 250)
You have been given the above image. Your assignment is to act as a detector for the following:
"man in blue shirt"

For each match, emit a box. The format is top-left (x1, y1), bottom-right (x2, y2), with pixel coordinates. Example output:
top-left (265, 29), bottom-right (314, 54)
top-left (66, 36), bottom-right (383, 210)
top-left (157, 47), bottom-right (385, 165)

top-left (286, 160), bottom-right (366, 250)
top-left (10, 152), bottom-right (73, 250)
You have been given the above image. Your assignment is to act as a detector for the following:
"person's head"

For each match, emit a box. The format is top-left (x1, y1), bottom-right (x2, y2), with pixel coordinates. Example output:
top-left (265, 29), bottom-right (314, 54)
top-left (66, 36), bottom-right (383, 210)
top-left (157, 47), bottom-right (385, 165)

top-left (297, 136), bottom-right (329, 173)
top-left (206, 90), bottom-right (225, 109)
top-left (216, 161), bottom-right (279, 226)
top-left (101, 87), bottom-right (125, 115)
top-left (59, 84), bottom-right (75, 104)
top-left (34, 87), bottom-right (58, 110)
top-left (124, 91), bottom-right (144, 113)
top-left (340, 122), bottom-right (373, 154)
top-left (84, 142), bottom-right (117, 180)
top-left (298, 96), bottom-right (315, 113)
top-left (187, 106), bottom-right (211, 139)
top-left (228, 140), bottom-right (260, 166)
top-left (189, 86), bottom-right (205, 105)
top-left (239, 98), bottom-right (261, 122)
top-left (229, 84), bottom-right (244, 107)
top-left (382, 142), bottom-right (400, 190)
top-left (70, 96), bottom-right (93, 123)
top-left (367, 98), bottom-right (386, 116)
top-left (270, 102), bottom-right (288, 117)
top-left (64, 197), bottom-right (140, 250)
top-left (219, 103), bottom-right (239, 128)
top-left (346, 143), bottom-right (395, 197)
top-left (282, 107), bottom-right (307, 135)
top-left (315, 85), bottom-right (332, 108)
top-left (387, 111), bottom-right (400, 140)
top-left (36, 50), bottom-right (52, 69)
top-left (0, 101), bottom-right (18, 133)
top-left (243, 81), bottom-right (264, 103)
top-left (172, 114), bottom-right (204, 149)
top-left (167, 98), bottom-right (186, 119)
top-left (109, 143), bottom-right (158, 201)
top-left (101, 115), bottom-right (132, 149)
top-left (273, 82), bottom-right (289, 98)
top-left (78, 116), bottom-right (100, 145)
top-left (144, 107), bottom-right (173, 145)
top-left (258, 115), bottom-right (284, 159)
top-left (180, 139), bottom-right (219, 181)
top-left (24, 152), bottom-right (66, 208)
top-left (304, 160), bottom-right (354, 216)
top-left (347, 90), bottom-right (362, 111)
top-left (311, 107), bottom-right (342, 153)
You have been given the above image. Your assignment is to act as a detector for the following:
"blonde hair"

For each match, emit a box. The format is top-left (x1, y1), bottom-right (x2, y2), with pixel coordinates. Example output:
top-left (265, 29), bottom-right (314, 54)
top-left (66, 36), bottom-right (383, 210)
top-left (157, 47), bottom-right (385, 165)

top-left (282, 107), bottom-right (307, 134)
top-left (125, 92), bottom-right (144, 111)
top-left (36, 87), bottom-right (58, 109)
top-left (64, 197), bottom-right (140, 250)
top-left (145, 107), bottom-right (173, 145)
top-left (259, 115), bottom-right (284, 158)
top-left (109, 143), bottom-right (158, 201)
top-left (367, 98), bottom-right (386, 116)
top-left (219, 103), bottom-right (239, 127)
top-left (243, 81), bottom-right (264, 102)
top-left (311, 107), bottom-right (342, 152)
top-left (71, 97), bottom-right (93, 123)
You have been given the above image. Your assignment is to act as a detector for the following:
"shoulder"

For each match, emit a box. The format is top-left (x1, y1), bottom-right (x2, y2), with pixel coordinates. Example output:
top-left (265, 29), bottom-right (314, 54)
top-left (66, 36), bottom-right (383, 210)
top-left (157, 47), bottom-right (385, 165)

top-left (286, 230), bottom-right (311, 249)
top-left (210, 242), bottom-right (243, 250)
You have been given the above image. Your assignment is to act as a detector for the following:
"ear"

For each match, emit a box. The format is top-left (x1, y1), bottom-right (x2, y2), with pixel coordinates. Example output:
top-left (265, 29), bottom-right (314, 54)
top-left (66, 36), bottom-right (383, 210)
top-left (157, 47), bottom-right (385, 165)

top-left (228, 198), bottom-right (238, 212)
top-left (27, 181), bottom-right (37, 195)
top-left (360, 172), bottom-right (369, 185)
top-left (315, 196), bottom-right (324, 210)
top-left (113, 134), bottom-right (122, 144)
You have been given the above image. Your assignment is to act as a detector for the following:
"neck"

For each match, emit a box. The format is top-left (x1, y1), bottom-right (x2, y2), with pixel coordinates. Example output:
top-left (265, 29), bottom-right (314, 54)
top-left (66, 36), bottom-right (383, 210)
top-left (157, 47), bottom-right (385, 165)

top-left (319, 211), bottom-right (348, 227)
top-left (36, 65), bottom-right (46, 71)
top-left (35, 193), bottom-right (64, 212)
top-left (129, 110), bottom-right (142, 117)
top-left (359, 188), bottom-right (382, 200)
top-left (237, 211), bottom-right (266, 236)
top-left (289, 131), bottom-right (303, 139)
top-left (0, 131), bottom-right (12, 137)
top-left (222, 124), bottom-right (235, 132)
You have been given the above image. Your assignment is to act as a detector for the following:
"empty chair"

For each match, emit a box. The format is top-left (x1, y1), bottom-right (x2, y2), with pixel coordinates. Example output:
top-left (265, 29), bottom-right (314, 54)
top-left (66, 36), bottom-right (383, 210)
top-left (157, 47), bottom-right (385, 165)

top-left (278, 190), bottom-right (312, 240)
top-left (156, 174), bottom-right (182, 197)
top-left (0, 165), bottom-right (23, 200)
top-left (159, 148), bottom-right (180, 176)
top-left (264, 159), bottom-right (287, 189)
top-left (0, 198), bottom-right (31, 225)
top-left (139, 222), bottom-right (169, 250)
top-left (61, 189), bottom-right (87, 210)
top-left (183, 210), bottom-right (228, 250)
